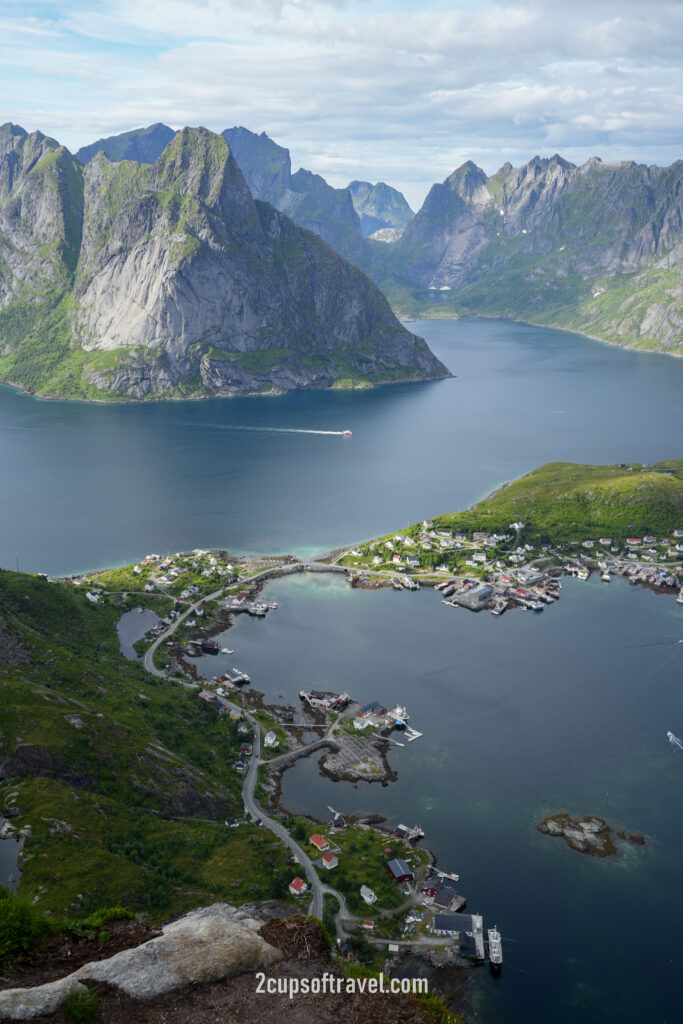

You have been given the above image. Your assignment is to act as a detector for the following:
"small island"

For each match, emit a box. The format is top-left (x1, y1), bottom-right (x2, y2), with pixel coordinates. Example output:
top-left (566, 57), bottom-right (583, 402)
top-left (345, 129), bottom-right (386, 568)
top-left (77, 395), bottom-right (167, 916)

top-left (537, 812), bottom-right (646, 858)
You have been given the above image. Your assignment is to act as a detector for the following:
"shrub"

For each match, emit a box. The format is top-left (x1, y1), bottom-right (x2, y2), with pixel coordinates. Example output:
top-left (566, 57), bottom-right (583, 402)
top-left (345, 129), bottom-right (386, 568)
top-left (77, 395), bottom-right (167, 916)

top-left (0, 887), bottom-right (51, 964)
top-left (60, 986), bottom-right (100, 1023)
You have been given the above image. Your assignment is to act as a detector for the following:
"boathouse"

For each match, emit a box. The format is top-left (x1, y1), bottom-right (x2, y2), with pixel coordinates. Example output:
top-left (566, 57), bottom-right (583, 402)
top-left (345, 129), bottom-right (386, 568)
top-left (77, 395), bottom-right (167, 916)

top-left (386, 858), bottom-right (414, 883)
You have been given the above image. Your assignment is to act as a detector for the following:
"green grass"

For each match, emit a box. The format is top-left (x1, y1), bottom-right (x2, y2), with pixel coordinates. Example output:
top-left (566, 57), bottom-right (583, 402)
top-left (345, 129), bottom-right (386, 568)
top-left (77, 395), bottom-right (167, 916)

top-left (0, 569), bottom-right (293, 921)
top-left (311, 824), bottom-right (429, 917)
top-left (345, 461), bottom-right (683, 555)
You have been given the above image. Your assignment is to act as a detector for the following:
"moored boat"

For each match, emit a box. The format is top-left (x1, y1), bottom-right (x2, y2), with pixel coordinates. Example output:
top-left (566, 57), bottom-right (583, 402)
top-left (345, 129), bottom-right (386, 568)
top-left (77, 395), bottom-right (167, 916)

top-left (488, 926), bottom-right (503, 969)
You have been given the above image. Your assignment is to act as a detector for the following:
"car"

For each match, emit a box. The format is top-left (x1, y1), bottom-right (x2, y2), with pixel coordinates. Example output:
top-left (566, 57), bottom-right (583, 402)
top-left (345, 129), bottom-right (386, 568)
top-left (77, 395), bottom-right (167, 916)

top-left (253, 818), bottom-right (262, 827)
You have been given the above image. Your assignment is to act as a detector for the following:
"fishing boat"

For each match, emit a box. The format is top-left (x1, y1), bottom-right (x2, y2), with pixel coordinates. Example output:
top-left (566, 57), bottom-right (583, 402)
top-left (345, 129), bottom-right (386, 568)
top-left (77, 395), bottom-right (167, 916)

top-left (488, 926), bottom-right (503, 969)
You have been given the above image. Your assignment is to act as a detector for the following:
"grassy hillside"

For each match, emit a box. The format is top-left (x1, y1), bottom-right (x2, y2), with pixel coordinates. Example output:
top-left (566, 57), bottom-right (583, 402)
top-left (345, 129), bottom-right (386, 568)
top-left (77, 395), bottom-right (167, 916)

top-left (339, 461), bottom-right (683, 578)
top-left (0, 571), bottom-right (294, 922)
top-left (435, 460), bottom-right (683, 543)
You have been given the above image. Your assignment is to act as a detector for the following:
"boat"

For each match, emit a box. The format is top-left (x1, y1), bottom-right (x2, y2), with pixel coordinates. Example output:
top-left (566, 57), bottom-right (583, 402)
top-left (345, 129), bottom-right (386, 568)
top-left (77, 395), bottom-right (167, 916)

top-left (488, 926), bottom-right (503, 969)
top-left (221, 648), bottom-right (234, 655)
top-left (677, 589), bottom-right (683, 605)
top-left (529, 601), bottom-right (544, 612)
top-left (268, 602), bottom-right (278, 609)
top-left (601, 572), bottom-right (610, 582)
top-left (577, 568), bottom-right (589, 581)
top-left (341, 429), bottom-right (352, 436)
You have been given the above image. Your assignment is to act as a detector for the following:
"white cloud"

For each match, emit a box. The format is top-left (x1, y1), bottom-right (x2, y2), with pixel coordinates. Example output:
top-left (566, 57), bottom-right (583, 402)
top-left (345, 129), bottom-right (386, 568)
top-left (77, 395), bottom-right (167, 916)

top-left (2, 1), bottom-right (683, 209)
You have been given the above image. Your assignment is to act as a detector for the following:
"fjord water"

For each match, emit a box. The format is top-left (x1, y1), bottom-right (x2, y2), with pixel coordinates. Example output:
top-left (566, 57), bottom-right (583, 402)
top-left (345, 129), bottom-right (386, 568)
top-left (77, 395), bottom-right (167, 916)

top-left (1, 318), bottom-right (682, 1021)
top-left (197, 571), bottom-right (683, 1024)
top-left (1, 318), bottom-right (683, 575)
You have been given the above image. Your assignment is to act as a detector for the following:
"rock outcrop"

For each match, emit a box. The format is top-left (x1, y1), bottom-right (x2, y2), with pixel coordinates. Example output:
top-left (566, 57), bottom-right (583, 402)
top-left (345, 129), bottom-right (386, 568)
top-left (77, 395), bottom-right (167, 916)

top-left (0, 904), bottom-right (283, 1020)
top-left (0, 124), bottom-right (447, 399)
top-left (537, 812), bottom-right (646, 857)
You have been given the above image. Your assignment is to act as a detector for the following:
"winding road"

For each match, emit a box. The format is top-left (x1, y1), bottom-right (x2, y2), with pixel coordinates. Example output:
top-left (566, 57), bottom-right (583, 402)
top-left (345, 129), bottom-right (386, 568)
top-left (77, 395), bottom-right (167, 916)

top-left (138, 562), bottom-right (451, 943)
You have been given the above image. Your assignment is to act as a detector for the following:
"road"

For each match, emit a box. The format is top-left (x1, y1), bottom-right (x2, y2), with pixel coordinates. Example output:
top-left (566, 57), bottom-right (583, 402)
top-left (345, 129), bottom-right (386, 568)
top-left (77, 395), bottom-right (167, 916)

top-left (138, 572), bottom-right (339, 920)
top-left (223, 697), bottom-right (331, 919)
top-left (138, 561), bottom-right (437, 931)
top-left (142, 560), bottom-right (343, 679)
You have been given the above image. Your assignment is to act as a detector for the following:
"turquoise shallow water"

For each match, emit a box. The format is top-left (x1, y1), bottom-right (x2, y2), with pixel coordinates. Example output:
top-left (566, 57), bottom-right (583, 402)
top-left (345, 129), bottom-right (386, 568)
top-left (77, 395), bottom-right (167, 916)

top-left (1, 318), bottom-right (682, 576)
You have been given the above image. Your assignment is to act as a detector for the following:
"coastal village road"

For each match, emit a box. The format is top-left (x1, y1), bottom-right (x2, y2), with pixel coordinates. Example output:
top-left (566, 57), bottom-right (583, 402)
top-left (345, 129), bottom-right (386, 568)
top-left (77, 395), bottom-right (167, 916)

top-left (138, 561), bottom-right (408, 925)
top-left (142, 585), bottom-right (227, 678)
top-left (224, 699), bottom-right (329, 920)
top-left (142, 560), bottom-right (346, 679)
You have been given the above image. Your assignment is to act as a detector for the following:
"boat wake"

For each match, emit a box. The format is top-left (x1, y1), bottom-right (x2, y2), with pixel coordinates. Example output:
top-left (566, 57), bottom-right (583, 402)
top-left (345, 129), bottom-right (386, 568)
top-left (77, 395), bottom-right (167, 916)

top-left (667, 731), bottom-right (683, 751)
top-left (196, 423), bottom-right (351, 437)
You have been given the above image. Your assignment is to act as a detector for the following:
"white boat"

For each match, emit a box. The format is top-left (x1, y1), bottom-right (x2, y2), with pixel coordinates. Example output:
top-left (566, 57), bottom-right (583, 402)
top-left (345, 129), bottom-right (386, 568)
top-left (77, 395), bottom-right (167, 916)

top-left (221, 648), bottom-right (234, 654)
top-left (341, 429), bottom-right (352, 436)
top-left (677, 589), bottom-right (683, 605)
top-left (488, 926), bottom-right (503, 968)
top-left (577, 568), bottom-right (589, 581)
top-left (601, 572), bottom-right (610, 582)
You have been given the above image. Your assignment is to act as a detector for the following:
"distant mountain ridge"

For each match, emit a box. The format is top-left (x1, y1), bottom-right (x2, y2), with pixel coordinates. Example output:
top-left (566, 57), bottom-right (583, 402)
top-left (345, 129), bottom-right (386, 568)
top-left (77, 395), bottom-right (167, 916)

top-left (43, 122), bottom-right (683, 355)
top-left (0, 123), bottom-right (447, 400)
top-left (74, 123), bottom-right (415, 263)
top-left (75, 123), bottom-right (175, 165)
top-left (384, 154), bottom-right (683, 355)
top-left (348, 180), bottom-right (414, 237)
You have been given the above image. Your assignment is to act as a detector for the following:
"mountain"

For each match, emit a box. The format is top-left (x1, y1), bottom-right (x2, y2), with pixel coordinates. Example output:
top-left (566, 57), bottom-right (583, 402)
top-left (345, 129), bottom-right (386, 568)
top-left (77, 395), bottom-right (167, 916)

top-left (75, 123), bottom-right (176, 165)
top-left (384, 155), bottom-right (683, 355)
top-left (221, 127), bottom-right (372, 268)
top-left (347, 180), bottom-right (414, 238)
top-left (0, 124), bottom-right (447, 400)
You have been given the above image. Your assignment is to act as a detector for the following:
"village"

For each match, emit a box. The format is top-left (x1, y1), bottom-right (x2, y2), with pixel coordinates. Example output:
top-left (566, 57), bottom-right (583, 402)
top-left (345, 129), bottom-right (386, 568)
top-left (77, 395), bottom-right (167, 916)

top-left (61, 518), bottom-right (683, 980)
top-left (337, 521), bottom-right (683, 615)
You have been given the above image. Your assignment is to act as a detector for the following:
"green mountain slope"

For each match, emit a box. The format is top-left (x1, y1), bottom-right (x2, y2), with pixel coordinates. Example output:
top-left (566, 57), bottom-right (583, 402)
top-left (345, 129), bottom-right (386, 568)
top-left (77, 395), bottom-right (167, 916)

top-left (0, 571), bottom-right (293, 920)
top-left (0, 125), bottom-right (447, 399)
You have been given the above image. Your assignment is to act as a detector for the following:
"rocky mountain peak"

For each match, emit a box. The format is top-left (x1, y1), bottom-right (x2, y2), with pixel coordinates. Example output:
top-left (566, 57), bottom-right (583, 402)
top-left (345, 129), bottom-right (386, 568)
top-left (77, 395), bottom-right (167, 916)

top-left (152, 126), bottom-right (251, 214)
top-left (447, 160), bottom-right (488, 200)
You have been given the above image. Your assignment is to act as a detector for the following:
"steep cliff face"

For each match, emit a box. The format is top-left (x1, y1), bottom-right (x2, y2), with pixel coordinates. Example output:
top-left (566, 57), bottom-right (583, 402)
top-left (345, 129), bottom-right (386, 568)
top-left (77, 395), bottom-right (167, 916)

top-left (387, 154), bottom-right (683, 355)
top-left (0, 124), bottom-right (447, 399)
top-left (348, 179), bottom-right (414, 237)
top-left (0, 124), bottom-right (82, 308)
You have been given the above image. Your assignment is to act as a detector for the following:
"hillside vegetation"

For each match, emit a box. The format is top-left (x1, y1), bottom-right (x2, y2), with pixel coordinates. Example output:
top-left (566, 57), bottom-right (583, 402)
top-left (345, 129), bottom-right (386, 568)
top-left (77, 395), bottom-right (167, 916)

top-left (432, 461), bottom-right (683, 544)
top-left (345, 462), bottom-right (683, 567)
top-left (0, 571), bottom-right (294, 921)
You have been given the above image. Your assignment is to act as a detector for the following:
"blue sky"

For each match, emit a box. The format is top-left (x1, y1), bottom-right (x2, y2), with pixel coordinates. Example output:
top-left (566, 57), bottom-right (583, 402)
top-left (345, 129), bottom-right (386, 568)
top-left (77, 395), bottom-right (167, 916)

top-left (3, 0), bottom-right (683, 209)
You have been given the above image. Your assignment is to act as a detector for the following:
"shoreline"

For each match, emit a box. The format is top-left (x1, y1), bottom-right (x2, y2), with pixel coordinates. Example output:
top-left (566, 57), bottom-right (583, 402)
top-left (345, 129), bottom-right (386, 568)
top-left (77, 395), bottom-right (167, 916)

top-left (0, 367), bottom-right (453, 407)
top-left (397, 311), bottom-right (683, 360)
